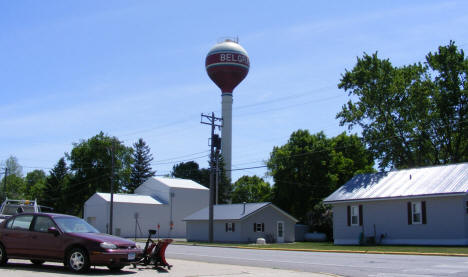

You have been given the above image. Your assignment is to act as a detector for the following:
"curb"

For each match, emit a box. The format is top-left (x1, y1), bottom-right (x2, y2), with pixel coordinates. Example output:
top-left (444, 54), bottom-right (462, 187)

top-left (235, 246), bottom-right (468, 257)
top-left (174, 243), bottom-right (468, 257)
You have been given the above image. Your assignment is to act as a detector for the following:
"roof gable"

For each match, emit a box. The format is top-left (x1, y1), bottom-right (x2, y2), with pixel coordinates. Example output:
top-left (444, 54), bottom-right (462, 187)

top-left (324, 163), bottom-right (468, 203)
top-left (184, 202), bottom-right (297, 222)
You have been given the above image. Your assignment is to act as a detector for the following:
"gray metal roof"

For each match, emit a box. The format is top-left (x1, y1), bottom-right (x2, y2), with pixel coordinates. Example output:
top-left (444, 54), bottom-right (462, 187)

top-left (184, 202), bottom-right (298, 222)
top-left (184, 202), bottom-right (269, 221)
top-left (324, 163), bottom-right (468, 203)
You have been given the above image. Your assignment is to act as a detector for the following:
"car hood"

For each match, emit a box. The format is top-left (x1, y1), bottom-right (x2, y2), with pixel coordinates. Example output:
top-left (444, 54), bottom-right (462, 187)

top-left (69, 232), bottom-right (136, 246)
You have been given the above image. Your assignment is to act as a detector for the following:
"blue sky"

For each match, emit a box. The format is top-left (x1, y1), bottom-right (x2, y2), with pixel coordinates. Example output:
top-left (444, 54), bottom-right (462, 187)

top-left (1, 0), bottom-right (467, 181)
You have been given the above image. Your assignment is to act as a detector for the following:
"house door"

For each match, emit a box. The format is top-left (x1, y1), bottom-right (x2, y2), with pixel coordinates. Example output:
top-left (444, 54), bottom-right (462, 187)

top-left (277, 221), bottom-right (284, 243)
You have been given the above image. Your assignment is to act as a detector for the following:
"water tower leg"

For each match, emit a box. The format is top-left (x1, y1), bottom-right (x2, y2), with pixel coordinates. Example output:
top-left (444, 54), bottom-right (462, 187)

top-left (221, 92), bottom-right (233, 182)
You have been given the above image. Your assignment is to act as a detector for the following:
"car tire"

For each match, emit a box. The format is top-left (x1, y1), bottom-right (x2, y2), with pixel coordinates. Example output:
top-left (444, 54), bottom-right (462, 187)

top-left (107, 265), bottom-right (125, 271)
top-left (31, 259), bottom-right (45, 265)
top-left (0, 244), bottom-right (8, 266)
top-left (66, 248), bottom-right (90, 273)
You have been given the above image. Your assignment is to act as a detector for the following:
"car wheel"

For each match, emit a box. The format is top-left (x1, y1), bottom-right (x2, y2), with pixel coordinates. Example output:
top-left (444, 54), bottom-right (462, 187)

top-left (66, 248), bottom-right (90, 273)
top-left (31, 259), bottom-right (45, 265)
top-left (107, 265), bottom-right (125, 271)
top-left (0, 244), bottom-right (8, 265)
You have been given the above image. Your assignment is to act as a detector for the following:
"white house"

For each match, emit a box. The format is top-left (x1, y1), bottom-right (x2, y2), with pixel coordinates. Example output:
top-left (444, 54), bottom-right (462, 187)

top-left (184, 202), bottom-right (298, 243)
top-left (84, 177), bottom-right (209, 238)
top-left (324, 163), bottom-right (468, 245)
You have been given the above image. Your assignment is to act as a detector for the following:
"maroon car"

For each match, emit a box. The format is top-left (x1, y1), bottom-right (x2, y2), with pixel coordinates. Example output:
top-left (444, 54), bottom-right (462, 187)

top-left (0, 212), bottom-right (141, 272)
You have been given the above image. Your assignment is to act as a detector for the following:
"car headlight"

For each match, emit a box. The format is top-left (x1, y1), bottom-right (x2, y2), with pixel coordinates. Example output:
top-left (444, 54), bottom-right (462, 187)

top-left (100, 242), bottom-right (117, 249)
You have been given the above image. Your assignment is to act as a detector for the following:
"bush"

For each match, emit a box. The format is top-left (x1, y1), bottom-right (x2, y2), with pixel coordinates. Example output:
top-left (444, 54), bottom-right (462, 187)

top-left (307, 202), bottom-right (333, 241)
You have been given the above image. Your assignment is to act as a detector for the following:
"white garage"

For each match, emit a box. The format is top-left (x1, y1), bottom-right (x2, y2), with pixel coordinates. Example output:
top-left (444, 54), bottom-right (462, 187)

top-left (84, 177), bottom-right (209, 238)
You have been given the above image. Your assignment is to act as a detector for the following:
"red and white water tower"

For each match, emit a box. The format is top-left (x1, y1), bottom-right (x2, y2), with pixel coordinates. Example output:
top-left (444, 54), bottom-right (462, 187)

top-left (205, 39), bottom-right (250, 180)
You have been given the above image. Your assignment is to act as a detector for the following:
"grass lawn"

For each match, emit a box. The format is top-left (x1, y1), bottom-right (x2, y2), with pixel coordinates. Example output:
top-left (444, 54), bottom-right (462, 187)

top-left (172, 241), bottom-right (468, 255)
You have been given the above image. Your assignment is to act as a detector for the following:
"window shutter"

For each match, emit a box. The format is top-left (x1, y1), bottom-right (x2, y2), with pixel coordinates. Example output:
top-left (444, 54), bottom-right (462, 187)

top-left (422, 201), bottom-right (427, 224)
top-left (225, 223), bottom-right (228, 232)
top-left (261, 223), bottom-right (265, 232)
top-left (232, 223), bottom-right (235, 232)
top-left (359, 205), bottom-right (363, 226)
top-left (347, 206), bottom-right (351, 226)
top-left (253, 223), bottom-right (256, 232)
top-left (407, 202), bottom-right (412, 225)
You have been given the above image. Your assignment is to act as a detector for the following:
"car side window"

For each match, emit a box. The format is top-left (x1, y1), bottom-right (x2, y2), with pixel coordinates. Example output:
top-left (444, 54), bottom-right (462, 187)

top-left (32, 216), bottom-right (56, 232)
top-left (10, 215), bottom-right (34, 230)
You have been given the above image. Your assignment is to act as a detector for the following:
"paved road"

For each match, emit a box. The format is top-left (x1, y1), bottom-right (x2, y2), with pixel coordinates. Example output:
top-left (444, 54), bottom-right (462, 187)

top-left (0, 258), bottom-right (326, 277)
top-left (166, 245), bottom-right (468, 277)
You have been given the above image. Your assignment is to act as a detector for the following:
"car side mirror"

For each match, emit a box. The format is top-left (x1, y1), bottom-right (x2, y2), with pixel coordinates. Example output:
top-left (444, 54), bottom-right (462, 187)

top-left (48, 226), bottom-right (60, 236)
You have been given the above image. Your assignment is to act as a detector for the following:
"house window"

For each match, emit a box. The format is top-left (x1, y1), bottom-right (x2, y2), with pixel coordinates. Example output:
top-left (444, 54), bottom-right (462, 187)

top-left (351, 206), bottom-right (359, 226)
top-left (412, 202), bottom-right (422, 224)
top-left (225, 222), bottom-right (235, 232)
top-left (347, 205), bottom-right (363, 226)
top-left (408, 201), bottom-right (426, 225)
top-left (253, 222), bottom-right (264, 232)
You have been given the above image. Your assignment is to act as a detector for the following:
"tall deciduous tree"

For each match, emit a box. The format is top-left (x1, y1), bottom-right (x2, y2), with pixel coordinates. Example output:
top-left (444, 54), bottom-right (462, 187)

top-left (231, 175), bottom-right (271, 203)
top-left (66, 132), bottom-right (133, 215)
top-left (42, 158), bottom-right (71, 213)
top-left (337, 41), bottom-right (467, 169)
top-left (129, 138), bottom-right (156, 193)
top-left (23, 169), bottom-right (46, 200)
top-left (267, 130), bottom-right (374, 222)
top-left (172, 161), bottom-right (209, 188)
top-left (1, 156), bottom-right (24, 200)
top-left (3, 156), bottom-right (23, 177)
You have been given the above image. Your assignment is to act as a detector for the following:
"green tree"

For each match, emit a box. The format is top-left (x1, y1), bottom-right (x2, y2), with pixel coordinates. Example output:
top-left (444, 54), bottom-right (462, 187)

top-left (1, 156), bottom-right (25, 200)
top-left (23, 169), bottom-right (46, 200)
top-left (172, 161), bottom-right (209, 187)
top-left (231, 175), bottom-right (272, 203)
top-left (1, 175), bottom-right (24, 200)
top-left (267, 130), bottom-right (374, 222)
top-left (171, 159), bottom-right (231, 204)
top-left (42, 158), bottom-right (71, 213)
top-left (66, 132), bottom-right (133, 215)
top-left (129, 138), bottom-right (156, 193)
top-left (337, 41), bottom-right (467, 169)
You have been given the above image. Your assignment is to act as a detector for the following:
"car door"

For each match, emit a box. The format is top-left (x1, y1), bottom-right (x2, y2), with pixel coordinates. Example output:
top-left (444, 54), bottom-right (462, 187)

top-left (1, 214), bottom-right (34, 257)
top-left (28, 215), bottom-right (63, 259)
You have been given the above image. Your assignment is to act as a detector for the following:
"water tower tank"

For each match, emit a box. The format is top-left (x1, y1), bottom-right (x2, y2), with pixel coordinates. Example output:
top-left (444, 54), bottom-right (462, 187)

top-left (205, 40), bottom-right (250, 93)
top-left (205, 39), bottom-right (250, 181)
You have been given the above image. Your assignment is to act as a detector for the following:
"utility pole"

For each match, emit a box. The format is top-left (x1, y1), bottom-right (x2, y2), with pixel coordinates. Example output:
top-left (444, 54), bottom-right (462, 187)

top-left (201, 112), bottom-right (222, 242)
top-left (108, 141), bottom-right (115, 235)
top-left (213, 134), bottom-right (221, 205)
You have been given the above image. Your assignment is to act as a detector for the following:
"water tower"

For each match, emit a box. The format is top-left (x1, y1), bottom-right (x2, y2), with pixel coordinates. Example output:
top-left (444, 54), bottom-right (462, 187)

top-left (205, 39), bottom-right (250, 180)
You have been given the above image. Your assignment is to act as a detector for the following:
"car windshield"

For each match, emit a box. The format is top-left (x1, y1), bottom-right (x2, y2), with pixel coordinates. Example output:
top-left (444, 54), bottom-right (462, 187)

top-left (54, 217), bottom-right (99, 233)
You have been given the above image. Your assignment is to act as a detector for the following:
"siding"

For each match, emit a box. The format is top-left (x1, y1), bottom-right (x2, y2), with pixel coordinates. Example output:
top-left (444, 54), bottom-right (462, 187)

top-left (84, 194), bottom-right (109, 233)
top-left (241, 205), bottom-right (295, 243)
top-left (186, 220), bottom-right (242, 242)
top-left (186, 205), bottom-right (296, 243)
top-left (464, 194), bottom-right (468, 239)
top-left (333, 195), bottom-right (468, 245)
top-left (170, 187), bottom-right (209, 238)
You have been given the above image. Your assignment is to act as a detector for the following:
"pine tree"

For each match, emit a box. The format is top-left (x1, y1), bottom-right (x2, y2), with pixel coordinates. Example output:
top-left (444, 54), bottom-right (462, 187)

top-left (129, 138), bottom-right (156, 193)
top-left (43, 157), bottom-right (70, 213)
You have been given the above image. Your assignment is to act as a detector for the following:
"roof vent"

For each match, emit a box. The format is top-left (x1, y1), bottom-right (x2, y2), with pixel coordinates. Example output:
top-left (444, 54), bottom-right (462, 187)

top-left (242, 202), bottom-right (246, 214)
